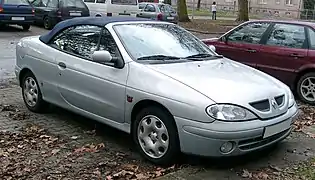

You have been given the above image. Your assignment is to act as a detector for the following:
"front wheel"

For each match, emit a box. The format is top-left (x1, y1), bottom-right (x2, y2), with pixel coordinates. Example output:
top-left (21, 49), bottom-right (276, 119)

top-left (21, 72), bottom-right (49, 113)
top-left (132, 106), bottom-right (179, 165)
top-left (297, 72), bottom-right (315, 105)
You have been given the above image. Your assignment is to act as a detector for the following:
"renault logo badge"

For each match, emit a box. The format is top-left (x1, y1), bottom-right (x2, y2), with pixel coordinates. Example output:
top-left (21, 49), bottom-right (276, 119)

top-left (271, 99), bottom-right (278, 109)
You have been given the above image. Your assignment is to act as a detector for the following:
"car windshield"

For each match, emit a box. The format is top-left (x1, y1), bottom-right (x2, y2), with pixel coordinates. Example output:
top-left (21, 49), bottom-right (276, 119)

top-left (61, 0), bottom-right (86, 8)
top-left (113, 23), bottom-right (215, 63)
top-left (159, 4), bottom-right (176, 13)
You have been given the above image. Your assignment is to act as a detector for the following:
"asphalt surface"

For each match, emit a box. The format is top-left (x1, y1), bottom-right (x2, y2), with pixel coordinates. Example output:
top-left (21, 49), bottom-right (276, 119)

top-left (0, 25), bottom-right (48, 80)
top-left (0, 25), bottom-right (214, 81)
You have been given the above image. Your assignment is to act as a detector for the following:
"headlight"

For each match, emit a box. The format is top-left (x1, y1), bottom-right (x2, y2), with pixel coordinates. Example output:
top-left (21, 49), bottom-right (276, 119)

top-left (206, 104), bottom-right (258, 121)
top-left (288, 90), bottom-right (295, 108)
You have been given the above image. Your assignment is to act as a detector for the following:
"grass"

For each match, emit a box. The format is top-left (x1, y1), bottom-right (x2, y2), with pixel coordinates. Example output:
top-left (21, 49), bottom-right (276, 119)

top-left (179, 19), bottom-right (238, 33)
top-left (187, 9), bottom-right (261, 19)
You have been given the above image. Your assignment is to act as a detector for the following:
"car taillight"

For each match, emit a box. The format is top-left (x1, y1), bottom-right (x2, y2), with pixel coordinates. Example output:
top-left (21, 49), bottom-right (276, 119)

top-left (0, 7), bottom-right (3, 13)
top-left (32, 9), bottom-right (35, 14)
top-left (157, 13), bottom-right (162, 21)
top-left (107, 13), bottom-right (112, 16)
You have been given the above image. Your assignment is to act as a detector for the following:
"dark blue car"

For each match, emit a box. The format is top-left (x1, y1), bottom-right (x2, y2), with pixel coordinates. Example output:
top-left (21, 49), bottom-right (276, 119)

top-left (0, 0), bottom-right (35, 30)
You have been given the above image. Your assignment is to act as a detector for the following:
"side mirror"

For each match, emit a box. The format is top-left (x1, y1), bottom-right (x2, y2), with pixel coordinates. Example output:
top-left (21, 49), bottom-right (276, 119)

top-left (209, 45), bottom-right (216, 52)
top-left (221, 36), bottom-right (227, 43)
top-left (92, 50), bottom-right (113, 63)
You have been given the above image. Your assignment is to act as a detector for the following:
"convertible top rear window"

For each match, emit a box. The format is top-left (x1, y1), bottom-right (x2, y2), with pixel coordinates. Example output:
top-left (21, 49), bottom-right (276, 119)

top-left (3, 0), bottom-right (29, 5)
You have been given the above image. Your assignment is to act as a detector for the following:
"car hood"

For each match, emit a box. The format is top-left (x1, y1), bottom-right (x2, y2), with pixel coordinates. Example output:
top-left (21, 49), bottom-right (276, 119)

top-left (146, 58), bottom-right (287, 104)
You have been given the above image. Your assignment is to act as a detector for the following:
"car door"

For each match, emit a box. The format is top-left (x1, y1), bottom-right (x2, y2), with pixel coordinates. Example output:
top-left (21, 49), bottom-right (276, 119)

top-left (214, 22), bottom-right (271, 68)
top-left (30, 0), bottom-right (48, 22)
top-left (257, 23), bottom-right (309, 86)
top-left (50, 25), bottom-right (128, 123)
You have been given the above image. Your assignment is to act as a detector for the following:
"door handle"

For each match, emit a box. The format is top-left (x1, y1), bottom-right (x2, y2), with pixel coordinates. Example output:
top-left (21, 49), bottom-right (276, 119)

top-left (58, 62), bottom-right (66, 69)
top-left (290, 53), bottom-right (304, 58)
top-left (245, 49), bottom-right (257, 53)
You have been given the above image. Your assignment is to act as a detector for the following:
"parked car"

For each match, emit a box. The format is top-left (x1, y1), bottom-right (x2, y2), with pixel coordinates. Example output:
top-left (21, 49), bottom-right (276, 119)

top-left (29, 0), bottom-right (90, 29)
top-left (15, 17), bottom-right (299, 165)
top-left (84, 0), bottom-right (139, 17)
top-left (136, 2), bottom-right (177, 23)
top-left (202, 20), bottom-right (315, 105)
top-left (0, 0), bottom-right (35, 30)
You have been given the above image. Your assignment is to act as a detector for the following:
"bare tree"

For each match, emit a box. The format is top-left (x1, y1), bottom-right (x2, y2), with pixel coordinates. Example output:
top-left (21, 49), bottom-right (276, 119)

top-left (197, 0), bottom-right (201, 11)
top-left (236, 0), bottom-right (249, 21)
top-left (177, 0), bottom-right (190, 22)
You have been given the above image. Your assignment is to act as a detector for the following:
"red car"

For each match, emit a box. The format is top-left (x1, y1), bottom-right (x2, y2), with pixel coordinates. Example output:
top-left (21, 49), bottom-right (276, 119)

top-left (202, 20), bottom-right (315, 105)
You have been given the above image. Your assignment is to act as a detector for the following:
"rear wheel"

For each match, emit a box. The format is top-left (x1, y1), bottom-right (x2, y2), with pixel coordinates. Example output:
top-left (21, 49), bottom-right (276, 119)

top-left (132, 106), bottom-right (180, 165)
top-left (21, 72), bottom-right (49, 113)
top-left (297, 72), bottom-right (315, 105)
top-left (22, 24), bottom-right (30, 31)
top-left (43, 16), bottom-right (52, 30)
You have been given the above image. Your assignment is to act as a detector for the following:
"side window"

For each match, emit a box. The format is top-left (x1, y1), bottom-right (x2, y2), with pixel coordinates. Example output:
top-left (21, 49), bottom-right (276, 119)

top-left (139, 3), bottom-right (146, 9)
top-left (99, 29), bottom-right (121, 58)
top-left (51, 25), bottom-right (102, 60)
top-left (144, 4), bottom-right (156, 12)
top-left (227, 22), bottom-right (270, 44)
top-left (266, 24), bottom-right (306, 49)
top-left (84, 0), bottom-right (95, 2)
top-left (159, 5), bottom-right (166, 13)
top-left (47, 0), bottom-right (58, 7)
top-left (32, 0), bottom-right (48, 7)
top-left (96, 0), bottom-right (105, 3)
top-left (308, 28), bottom-right (315, 50)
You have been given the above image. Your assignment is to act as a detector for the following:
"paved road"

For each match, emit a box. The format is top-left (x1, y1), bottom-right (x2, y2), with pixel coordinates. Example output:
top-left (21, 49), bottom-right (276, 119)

top-left (0, 25), bottom-right (216, 81)
top-left (0, 25), bottom-right (48, 80)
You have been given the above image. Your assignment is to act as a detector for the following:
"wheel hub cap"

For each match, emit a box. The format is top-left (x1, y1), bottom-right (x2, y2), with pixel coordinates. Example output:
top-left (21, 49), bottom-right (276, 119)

top-left (23, 77), bottom-right (38, 107)
top-left (137, 115), bottom-right (169, 159)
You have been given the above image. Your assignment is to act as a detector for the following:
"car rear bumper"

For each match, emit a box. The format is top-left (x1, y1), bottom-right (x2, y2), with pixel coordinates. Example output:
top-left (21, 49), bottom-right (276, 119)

top-left (0, 14), bottom-right (35, 24)
top-left (175, 103), bottom-right (300, 157)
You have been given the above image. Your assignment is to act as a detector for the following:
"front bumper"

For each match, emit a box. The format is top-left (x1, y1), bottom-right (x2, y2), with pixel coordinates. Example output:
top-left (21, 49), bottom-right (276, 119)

top-left (175, 103), bottom-right (300, 157)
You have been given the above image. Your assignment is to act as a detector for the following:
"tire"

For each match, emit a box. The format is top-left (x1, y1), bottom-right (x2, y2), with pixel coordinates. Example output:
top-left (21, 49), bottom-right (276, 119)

top-left (132, 106), bottom-right (179, 165)
top-left (21, 72), bottom-right (49, 113)
top-left (22, 24), bottom-right (30, 31)
top-left (43, 16), bottom-right (52, 30)
top-left (296, 72), bottom-right (315, 105)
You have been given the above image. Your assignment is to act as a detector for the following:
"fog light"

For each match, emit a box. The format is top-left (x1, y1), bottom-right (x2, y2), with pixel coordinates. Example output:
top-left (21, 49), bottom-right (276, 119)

top-left (220, 141), bottom-right (234, 154)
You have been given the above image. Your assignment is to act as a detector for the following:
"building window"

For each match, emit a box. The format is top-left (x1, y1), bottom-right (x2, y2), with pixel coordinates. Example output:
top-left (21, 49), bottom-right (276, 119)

top-left (258, 0), bottom-right (267, 4)
top-left (285, 0), bottom-right (293, 5)
top-left (275, 0), bottom-right (280, 4)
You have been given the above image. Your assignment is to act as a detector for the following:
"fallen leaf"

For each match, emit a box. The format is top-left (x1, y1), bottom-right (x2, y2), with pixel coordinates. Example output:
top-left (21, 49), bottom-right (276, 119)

top-left (70, 136), bottom-right (79, 140)
top-left (51, 149), bottom-right (60, 155)
top-left (135, 173), bottom-right (149, 180)
top-left (241, 169), bottom-right (252, 178)
top-left (256, 171), bottom-right (269, 179)
top-left (269, 165), bottom-right (282, 172)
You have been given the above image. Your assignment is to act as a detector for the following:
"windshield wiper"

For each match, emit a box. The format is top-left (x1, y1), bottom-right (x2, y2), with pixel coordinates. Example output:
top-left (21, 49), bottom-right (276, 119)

top-left (185, 53), bottom-right (223, 59)
top-left (137, 55), bottom-right (181, 61)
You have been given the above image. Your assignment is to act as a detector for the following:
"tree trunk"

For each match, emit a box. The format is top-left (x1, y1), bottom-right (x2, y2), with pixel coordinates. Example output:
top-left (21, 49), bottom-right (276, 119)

top-left (236, 0), bottom-right (249, 22)
top-left (177, 0), bottom-right (190, 22)
top-left (197, 0), bottom-right (201, 11)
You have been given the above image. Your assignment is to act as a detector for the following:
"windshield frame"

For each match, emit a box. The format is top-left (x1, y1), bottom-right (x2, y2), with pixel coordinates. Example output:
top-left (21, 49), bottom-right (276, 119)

top-left (112, 22), bottom-right (216, 63)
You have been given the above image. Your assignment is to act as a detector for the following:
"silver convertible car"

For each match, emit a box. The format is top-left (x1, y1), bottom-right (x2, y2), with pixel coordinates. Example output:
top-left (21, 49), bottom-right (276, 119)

top-left (15, 17), bottom-right (300, 165)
